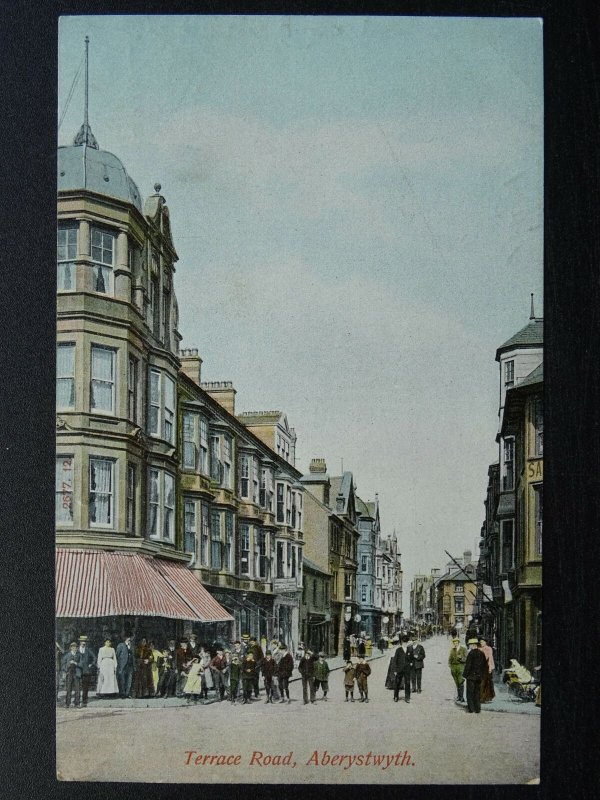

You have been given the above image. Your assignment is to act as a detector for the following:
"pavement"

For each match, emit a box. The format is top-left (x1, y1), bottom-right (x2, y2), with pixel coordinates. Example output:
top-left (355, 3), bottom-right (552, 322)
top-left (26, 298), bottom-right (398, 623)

top-left (56, 640), bottom-right (540, 716)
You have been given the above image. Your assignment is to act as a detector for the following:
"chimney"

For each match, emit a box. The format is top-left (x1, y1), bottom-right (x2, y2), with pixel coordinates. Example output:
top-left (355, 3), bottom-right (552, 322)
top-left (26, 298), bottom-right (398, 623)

top-left (301, 458), bottom-right (330, 505)
top-left (179, 348), bottom-right (202, 385)
top-left (201, 381), bottom-right (236, 415)
top-left (463, 550), bottom-right (472, 566)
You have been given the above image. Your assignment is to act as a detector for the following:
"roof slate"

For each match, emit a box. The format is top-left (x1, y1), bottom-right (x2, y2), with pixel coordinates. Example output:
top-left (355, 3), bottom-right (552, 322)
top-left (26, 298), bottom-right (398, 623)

top-left (496, 319), bottom-right (543, 360)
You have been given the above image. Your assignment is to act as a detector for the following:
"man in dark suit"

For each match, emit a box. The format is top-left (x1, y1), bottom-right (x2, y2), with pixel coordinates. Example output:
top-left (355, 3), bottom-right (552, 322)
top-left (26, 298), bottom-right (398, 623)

top-left (62, 642), bottom-right (81, 708)
top-left (116, 636), bottom-right (135, 699)
top-left (76, 635), bottom-right (96, 707)
top-left (411, 640), bottom-right (426, 693)
top-left (463, 637), bottom-right (489, 713)
top-left (393, 635), bottom-right (414, 703)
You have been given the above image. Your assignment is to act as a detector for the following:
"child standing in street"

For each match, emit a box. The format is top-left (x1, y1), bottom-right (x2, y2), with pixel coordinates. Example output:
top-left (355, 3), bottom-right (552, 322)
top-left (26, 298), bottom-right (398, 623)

top-left (343, 660), bottom-right (356, 702)
top-left (355, 656), bottom-right (372, 702)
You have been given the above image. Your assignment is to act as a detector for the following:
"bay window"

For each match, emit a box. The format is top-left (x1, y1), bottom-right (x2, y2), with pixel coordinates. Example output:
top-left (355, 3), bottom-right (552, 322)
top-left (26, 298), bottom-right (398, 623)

top-left (503, 437), bottom-right (515, 491)
top-left (126, 463), bottom-right (136, 534)
top-left (211, 510), bottom-right (222, 570)
top-left (257, 530), bottom-right (268, 579)
top-left (276, 483), bottom-right (285, 523)
top-left (184, 499), bottom-right (196, 555)
top-left (128, 355), bottom-right (139, 424)
top-left (200, 503), bottom-right (210, 566)
top-left (222, 435), bottom-right (232, 487)
top-left (56, 343), bottom-right (75, 409)
top-left (57, 226), bottom-right (77, 291)
top-left (56, 456), bottom-right (74, 525)
top-left (91, 227), bottom-right (114, 294)
top-left (148, 369), bottom-right (176, 443)
top-left (276, 541), bottom-right (285, 578)
top-left (91, 345), bottom-right (115, 413)
top-left (240, 524), bottom-right (250, 575)
top-left (252, 457), bottom-right (259, 504)
top-left (89, 457), bottom-right (115, 527)
top-left (147, 468), bottom-right (175, 542)
top-left (224, 512), bottom-right (234, 571)
top-left (210, 435), bottom-right (222, 482)
top-left (240, 453), bottom-right (250, 498)
top-left (199, 418), bottom-right (209, 474)
top-left (183, 412), bottom-right (196, 469)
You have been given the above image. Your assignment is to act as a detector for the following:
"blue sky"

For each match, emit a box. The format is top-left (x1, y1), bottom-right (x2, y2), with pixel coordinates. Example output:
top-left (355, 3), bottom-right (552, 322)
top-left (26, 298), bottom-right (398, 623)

top-left (59, 15), bottom-right (543, 596)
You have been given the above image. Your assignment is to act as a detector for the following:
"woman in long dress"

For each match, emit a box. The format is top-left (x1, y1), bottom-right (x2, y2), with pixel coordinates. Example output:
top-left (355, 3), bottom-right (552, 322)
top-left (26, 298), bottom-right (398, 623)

top-left (478, 637), bottom-right (495, 702)
top-left (96, 638), bottom-right (119, 696)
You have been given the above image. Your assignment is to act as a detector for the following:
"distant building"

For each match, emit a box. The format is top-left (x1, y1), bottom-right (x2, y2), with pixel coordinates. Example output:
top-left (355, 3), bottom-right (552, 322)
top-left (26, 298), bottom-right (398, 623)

top-left (301, 459), bottom-right (359, 655)
top-left (435, 551), bottom-right (478, 634)
top-left (299, 558), bottom-right (332, 655)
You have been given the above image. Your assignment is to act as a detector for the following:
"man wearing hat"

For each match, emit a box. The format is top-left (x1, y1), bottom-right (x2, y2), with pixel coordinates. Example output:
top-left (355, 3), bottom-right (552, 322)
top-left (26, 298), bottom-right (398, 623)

top-left (313, 652), bottom-right (330, 701)
top-left (248, 636), bottom-right (264, 698)
top-left (240, 633), bottom-right (250, 659)
top-left (210, 648), bottom-right (227, 700)
top-left (448, 636), bottom-right (468, 703)
top-left (175, 639), bottom-right (191, 697)
top-left (62, 642), bottom-right (81, 708)
top-left (276, 643), bottom-right (294, 704)
top-left (187, 633), bottom-right (200, 661)
top-left (116, 635), bottom-right (135, 699)
top-left (269, 640), bottom-right (282, 701)
top-left (463, 637), bottom-right (489, 713)
top-left (393, 635), bottom-right (413, 703)
top-left (298, 649), bottom-right (317, 705)
top-left (76, 635), bottom-right (96, 707)
top-left (261, 650), bottom-right (277, 703)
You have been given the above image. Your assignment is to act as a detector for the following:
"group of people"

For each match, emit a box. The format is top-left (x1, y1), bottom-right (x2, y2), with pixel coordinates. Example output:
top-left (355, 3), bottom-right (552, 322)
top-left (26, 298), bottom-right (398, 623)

top-left (448, 633), bottom-right (495, 713)
top-left (60, 633), bottom-right (340, 708)
top-left (383, 633), bottom-right (427, 703)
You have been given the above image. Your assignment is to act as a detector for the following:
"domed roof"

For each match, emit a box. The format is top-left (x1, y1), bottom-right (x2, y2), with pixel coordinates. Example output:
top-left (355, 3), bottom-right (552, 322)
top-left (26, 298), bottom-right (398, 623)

top-left (57, 124), bottom-right (143, 213)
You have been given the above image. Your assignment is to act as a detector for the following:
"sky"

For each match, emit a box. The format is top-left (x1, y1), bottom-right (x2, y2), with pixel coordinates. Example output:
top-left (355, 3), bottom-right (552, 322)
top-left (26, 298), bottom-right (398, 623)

top-left (58, 15), bottom-right (543, 603)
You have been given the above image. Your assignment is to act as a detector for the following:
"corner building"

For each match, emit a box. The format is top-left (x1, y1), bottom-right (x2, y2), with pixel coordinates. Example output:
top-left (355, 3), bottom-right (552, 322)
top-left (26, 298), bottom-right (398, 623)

top-left (55, 119), bottom-right (304, 651)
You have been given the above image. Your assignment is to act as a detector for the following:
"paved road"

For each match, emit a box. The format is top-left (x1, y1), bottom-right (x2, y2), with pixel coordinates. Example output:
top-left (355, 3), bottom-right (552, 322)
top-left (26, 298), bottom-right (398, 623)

top-left (57, 635), bottom-right (540, 784)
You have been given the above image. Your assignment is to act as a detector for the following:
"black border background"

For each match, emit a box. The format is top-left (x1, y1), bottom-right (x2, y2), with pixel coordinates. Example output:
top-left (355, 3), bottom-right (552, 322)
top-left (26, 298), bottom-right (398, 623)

top-left (1, 1), bottom-right (599, 799)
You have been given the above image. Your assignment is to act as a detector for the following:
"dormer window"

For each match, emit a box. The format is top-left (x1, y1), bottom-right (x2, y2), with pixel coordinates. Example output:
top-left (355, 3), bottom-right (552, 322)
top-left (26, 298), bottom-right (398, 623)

top-left (57, 226), bottom-right (77, 291)
top-left (91, 227), bottom-right (114, 294)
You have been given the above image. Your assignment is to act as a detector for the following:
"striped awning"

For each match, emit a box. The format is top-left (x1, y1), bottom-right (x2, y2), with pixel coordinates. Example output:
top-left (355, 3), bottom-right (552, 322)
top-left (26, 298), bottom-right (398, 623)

top-left (56, 549), bottom-right (233, 623)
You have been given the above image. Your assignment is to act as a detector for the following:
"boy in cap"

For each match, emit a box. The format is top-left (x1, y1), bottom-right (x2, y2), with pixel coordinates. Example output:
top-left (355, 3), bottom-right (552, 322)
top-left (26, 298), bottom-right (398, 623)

top-left (355, 656), bottom-right (371, 702)
top-left (261, 650), bottom-right (276, 703)
top-left (343, 660), bottom-right (356, 702)
top-left (241, 652), bottom-right (257, 704)
top-left (313, 652), bottom-right (330, 701)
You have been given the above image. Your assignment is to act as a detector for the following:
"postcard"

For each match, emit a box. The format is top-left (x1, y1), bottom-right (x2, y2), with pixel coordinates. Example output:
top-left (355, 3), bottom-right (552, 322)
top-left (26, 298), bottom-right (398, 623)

top-left (55, 14), bottom-right (542, 784)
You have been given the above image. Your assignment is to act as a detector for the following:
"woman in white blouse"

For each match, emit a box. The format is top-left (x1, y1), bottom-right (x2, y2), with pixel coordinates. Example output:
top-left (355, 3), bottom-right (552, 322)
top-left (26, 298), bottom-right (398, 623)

top-left (96, 638), bottom-right (119, 695)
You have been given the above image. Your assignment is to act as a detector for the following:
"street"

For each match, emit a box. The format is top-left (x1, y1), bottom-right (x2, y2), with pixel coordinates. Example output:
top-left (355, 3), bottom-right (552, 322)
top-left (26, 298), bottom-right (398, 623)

top-left (56, 635), bottom-right (540, 784)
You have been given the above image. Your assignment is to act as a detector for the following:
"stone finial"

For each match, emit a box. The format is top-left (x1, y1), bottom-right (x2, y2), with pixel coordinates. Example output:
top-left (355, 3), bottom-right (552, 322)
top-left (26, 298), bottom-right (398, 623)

top-left (154, 182), bottom-right (162, 194)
